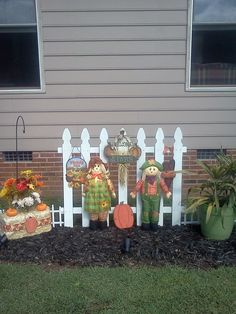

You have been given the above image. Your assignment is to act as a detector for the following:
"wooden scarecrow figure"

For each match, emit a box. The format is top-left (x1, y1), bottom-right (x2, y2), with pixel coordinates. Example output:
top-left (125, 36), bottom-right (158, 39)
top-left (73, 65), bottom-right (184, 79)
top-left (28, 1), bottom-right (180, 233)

top-left (130, 159), bottom-right (171, 231)
top-left (84, 157), bottom-right (116, 230)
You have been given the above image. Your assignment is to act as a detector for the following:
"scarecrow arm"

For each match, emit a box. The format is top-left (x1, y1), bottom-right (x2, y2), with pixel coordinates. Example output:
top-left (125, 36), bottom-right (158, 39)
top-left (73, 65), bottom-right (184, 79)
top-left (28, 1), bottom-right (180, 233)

top-left (130, 180), bottom-right (143, 198)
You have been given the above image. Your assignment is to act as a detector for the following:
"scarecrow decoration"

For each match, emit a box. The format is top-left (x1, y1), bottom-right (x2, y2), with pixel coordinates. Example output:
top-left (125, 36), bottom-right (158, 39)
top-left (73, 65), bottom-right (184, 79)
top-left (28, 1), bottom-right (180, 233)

top-left (162, 145), bottom-right (176, 189)
top-left (83, 157), bottom-right (116, 230)
top-left (104, 128), bottom-right (141, 185)
top-left (130, 159), bottom-right (172, 231)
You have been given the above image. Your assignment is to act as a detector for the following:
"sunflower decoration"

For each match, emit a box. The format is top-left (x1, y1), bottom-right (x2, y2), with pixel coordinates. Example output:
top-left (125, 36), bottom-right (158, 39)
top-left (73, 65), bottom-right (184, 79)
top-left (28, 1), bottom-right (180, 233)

top-left (100, 200), bottom-right (110, 210)
top-left (0, 169), bottom-right (45, 213)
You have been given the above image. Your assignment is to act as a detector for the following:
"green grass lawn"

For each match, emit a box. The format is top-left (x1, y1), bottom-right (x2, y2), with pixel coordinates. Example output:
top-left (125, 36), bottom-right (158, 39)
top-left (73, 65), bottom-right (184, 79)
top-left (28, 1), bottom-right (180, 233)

top-left (0, 264), bottom-right (236, 314)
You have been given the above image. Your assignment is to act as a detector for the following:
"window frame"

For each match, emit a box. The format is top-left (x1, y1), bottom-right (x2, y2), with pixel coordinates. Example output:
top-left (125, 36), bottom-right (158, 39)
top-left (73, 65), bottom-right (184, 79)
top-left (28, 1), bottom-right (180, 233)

top-left (0, 0), bottom-right (45, 93)
top-left (186, 0), bottom-right (236, 92)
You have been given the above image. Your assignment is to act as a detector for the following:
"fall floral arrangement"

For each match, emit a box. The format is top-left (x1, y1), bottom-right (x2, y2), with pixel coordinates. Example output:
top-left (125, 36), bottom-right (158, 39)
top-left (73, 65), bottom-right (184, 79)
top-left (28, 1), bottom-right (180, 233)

top-left (0, 170), bottom-right (46, 215)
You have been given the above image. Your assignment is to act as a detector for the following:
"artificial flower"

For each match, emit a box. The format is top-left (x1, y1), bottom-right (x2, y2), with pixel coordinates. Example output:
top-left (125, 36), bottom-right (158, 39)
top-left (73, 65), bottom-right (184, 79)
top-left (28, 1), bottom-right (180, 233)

top-left (100, 200), bottom-right (109, 210)
top-left (0, 169), bottom-right (45, 212)
top-left (16, 181), bottom-right (27, 192)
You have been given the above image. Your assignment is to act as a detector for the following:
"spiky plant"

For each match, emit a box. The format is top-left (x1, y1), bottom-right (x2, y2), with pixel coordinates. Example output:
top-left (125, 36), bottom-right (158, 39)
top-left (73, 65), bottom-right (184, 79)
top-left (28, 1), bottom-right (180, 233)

top-left (186, 152), bottom-right (236, 223)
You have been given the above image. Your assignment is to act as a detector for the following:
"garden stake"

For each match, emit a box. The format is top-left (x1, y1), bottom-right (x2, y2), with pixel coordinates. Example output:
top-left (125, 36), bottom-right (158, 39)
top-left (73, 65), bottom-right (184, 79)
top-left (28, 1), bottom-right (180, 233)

top-left (15, 115), bottom-right (25, 180)
top-left (113, 203), bottom-right (134, 253)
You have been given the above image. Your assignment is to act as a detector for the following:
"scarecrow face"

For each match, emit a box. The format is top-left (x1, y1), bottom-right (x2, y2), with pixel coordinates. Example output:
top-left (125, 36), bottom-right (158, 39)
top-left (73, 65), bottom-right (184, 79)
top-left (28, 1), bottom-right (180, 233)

top-left (92, 163), bottom-right (102, 174)
top-left (145, 166), bottom-right (160, 176)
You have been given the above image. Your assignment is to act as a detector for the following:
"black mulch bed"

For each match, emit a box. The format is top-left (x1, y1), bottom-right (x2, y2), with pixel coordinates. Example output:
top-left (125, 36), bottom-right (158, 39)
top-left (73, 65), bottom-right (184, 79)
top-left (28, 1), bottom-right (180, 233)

top-left (0, 224), bottom-right (236, 269)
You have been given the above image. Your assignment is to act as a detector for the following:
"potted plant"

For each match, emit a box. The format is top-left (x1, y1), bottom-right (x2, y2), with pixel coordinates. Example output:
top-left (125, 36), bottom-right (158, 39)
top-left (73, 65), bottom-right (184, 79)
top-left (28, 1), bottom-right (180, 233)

top-left (185, 152), bottom-right (236, 240)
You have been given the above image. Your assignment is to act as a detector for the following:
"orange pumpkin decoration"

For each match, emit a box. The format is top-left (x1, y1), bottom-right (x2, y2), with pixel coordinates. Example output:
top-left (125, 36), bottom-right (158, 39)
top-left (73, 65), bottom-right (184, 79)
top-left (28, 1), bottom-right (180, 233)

top-left (113, 203), bottom-right (134, 229)
top-left (104, 144), bottom-right (115, 157)
top-left (25, 217), bottom-right (38, 234)
top-left (129, 145), bottom-right (141, 158)
top-left (5, 208), bottom-right (18, 217)
top-left (36, 203), bottom-right (47, 211)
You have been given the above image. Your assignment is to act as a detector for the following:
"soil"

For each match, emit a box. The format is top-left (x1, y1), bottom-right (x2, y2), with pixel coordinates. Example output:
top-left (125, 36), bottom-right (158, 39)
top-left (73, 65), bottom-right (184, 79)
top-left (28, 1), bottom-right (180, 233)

top-left (0, 224), bottom-right (236, 269)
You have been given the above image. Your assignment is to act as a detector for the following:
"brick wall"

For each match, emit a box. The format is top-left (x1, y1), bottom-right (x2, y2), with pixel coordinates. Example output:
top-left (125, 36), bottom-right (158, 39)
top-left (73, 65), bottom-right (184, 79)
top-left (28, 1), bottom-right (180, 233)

top-left (0, 152), bottom-right (63, 203)
top-left (1, 149), bottom-right (236, 206)
top-left (182, 149), bottom-right (236, 198)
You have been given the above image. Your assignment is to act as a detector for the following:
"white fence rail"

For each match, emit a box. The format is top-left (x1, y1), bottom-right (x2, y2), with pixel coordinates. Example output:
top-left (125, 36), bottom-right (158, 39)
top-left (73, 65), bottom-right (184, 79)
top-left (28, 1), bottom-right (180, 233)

top-left (57, 127), bottom-right (187, 228)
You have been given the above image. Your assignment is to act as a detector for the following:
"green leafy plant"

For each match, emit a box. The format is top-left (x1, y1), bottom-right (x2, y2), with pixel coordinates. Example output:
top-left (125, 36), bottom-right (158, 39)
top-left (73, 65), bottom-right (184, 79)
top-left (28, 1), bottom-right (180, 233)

top-left (186, 152), bottom-right (236, 223)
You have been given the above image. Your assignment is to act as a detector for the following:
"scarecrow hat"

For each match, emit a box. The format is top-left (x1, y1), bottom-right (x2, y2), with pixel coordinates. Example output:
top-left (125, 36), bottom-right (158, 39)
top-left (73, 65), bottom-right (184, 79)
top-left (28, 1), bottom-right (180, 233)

top-left (140, 159), bottom-right (163, 171)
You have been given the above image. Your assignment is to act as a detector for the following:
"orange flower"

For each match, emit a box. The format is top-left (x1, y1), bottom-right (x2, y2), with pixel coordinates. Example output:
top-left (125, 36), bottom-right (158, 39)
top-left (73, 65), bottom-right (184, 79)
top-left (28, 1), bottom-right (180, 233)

top-left (0, 169), bottom-right (45, 212)
top-left (36, 181), bottom-right (44, 187)
top-left (5, 178), bottom-right (16, 187)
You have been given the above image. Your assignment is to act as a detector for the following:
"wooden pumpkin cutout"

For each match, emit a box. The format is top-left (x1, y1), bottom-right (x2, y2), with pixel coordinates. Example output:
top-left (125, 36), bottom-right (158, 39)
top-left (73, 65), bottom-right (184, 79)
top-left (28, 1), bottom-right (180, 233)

top-left (113, 203), bottom-right (134, 229)
top-left (25, 217), bottom-right (38, 234)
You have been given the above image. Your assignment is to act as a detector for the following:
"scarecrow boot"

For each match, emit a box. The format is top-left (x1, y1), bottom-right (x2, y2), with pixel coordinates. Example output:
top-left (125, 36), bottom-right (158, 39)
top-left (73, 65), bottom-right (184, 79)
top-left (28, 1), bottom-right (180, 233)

top-left (150, 223), bottom-right (158, 231)
top-left (99, 220), bottom-right (107, 230)
top-left (141, 223), bottom-right (150, 231)
top-left (150, 211), bottom-right (159, 232)
top-left (98, 211), bottom-right (108, 230)
top-left (141, 210), bottom-right (150, 231)
top-left (89, 220), bottom-right (98, 230)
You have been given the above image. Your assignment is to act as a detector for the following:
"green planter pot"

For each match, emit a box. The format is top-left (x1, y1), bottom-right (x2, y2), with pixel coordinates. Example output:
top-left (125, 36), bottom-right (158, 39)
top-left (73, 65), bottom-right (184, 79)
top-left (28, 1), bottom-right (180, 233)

top-left (200, 206), bottom-right (235, 240)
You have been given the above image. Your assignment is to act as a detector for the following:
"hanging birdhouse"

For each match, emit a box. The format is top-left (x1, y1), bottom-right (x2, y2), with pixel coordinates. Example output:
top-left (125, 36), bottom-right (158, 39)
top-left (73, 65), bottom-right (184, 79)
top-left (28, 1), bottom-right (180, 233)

top-left (104, 128), bottom-right (141, 163)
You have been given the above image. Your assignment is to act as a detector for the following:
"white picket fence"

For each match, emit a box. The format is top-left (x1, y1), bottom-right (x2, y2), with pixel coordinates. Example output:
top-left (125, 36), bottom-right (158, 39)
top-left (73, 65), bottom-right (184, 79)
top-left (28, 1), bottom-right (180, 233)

top-left (56, 127), bottom-right (187, 228)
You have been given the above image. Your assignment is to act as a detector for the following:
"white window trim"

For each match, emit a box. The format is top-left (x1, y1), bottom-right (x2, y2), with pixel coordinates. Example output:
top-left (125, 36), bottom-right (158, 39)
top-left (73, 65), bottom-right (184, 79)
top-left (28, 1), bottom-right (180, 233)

top-left (186, 0), bottom-right (236, 92)
top-left (0, 0), bottom-right (45, 94)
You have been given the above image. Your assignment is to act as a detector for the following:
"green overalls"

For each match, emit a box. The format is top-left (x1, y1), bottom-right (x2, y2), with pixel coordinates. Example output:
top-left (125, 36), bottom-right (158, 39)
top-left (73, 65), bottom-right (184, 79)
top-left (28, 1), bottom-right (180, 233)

top-left (141, 178), bottom-right (161, 224)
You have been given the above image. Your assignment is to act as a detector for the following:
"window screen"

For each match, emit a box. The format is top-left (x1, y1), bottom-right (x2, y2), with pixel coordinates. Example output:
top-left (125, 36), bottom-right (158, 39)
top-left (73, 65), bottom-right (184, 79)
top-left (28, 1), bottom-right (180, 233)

top-left (188, 0), bottom-right (236, 89)
top-left (0, 0), bottom-right (41, 90)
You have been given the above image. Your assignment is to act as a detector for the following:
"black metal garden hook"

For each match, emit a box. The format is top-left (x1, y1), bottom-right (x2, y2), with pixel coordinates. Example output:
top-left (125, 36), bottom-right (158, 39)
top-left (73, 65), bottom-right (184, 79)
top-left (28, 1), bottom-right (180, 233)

top-left (16, 115), bottom-right (25, 180)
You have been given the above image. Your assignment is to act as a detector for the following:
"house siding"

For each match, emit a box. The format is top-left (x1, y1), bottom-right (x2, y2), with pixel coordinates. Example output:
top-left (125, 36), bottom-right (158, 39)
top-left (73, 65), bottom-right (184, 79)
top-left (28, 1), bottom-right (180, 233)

top-left (0, 0), bottom-right (236, 152)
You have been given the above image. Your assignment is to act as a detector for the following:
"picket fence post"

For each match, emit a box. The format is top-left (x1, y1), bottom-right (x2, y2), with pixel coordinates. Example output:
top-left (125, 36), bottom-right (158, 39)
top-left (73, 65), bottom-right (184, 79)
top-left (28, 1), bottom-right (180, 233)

top-left (62, 128), bottom-right (73, 227)
top-left (99, 128), bottom-right (111, 226)
top-left (155, 128), bottom-right (165, 226)
top-left (172, 127), bottom-right (187, 225)
top-left (136, 128), bottom-right (146, 226)
top-left (80, 128), bottom-right (91, 227)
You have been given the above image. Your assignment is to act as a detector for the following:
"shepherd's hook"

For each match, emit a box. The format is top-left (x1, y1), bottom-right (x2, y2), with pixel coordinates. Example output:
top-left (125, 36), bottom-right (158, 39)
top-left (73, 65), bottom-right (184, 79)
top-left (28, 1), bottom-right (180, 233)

top-left (16, 115), bottom-right (25, 179)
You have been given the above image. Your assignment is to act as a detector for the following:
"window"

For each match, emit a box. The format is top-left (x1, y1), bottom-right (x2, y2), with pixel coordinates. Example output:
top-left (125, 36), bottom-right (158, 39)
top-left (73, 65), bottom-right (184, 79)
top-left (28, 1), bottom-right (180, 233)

top-left (197, 149), bottom-right (227, 160)
top-left (3, 151), bottom-right (33, 162)
top-left (187, 0), bottom-right (236, 90)
top-left (0, 0), bottom-right (43, 91)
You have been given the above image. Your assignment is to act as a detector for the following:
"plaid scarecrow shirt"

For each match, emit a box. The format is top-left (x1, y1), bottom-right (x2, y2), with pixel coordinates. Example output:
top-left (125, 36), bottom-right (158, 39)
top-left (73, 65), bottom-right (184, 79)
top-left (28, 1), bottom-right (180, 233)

top-left (132, 176), bottom-right (169, 196)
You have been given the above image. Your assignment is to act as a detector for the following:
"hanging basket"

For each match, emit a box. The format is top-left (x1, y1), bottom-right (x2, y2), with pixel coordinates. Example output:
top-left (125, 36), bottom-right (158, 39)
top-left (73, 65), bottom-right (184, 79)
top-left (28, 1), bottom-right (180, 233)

top-left (66, 156), bottom-right (87, 188)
